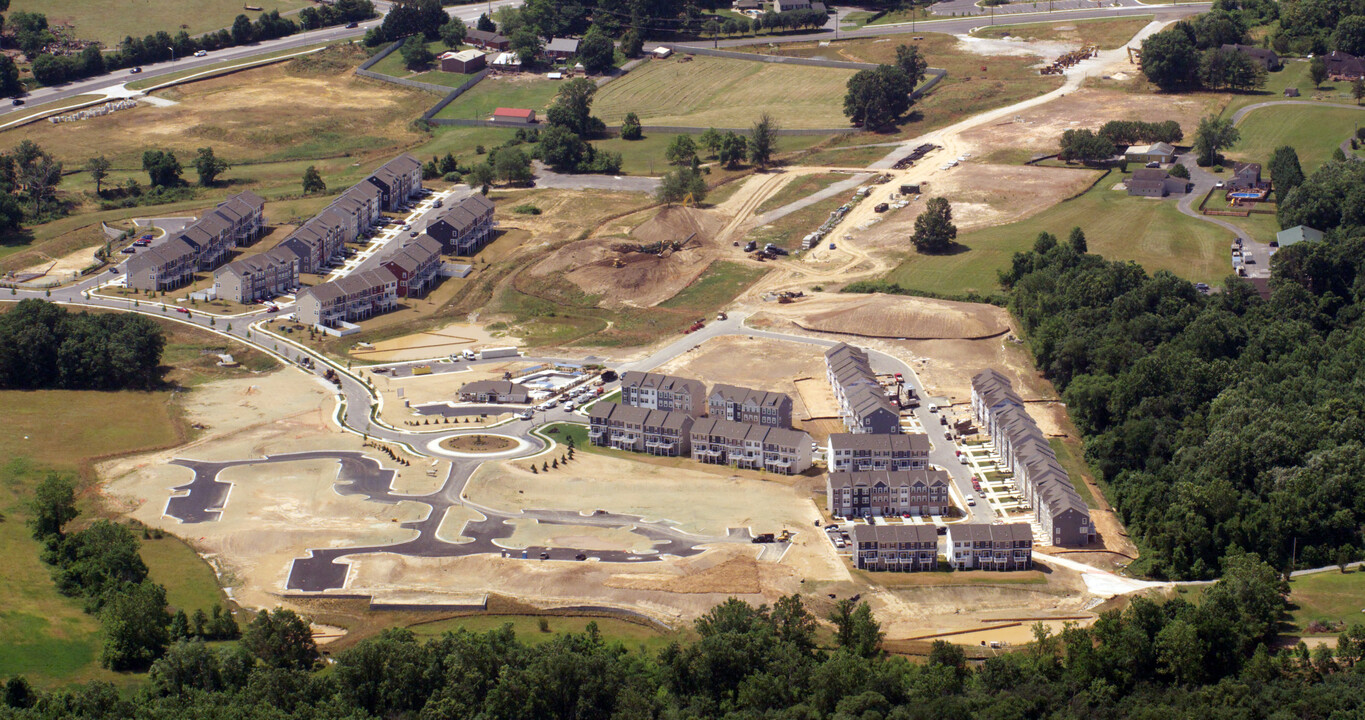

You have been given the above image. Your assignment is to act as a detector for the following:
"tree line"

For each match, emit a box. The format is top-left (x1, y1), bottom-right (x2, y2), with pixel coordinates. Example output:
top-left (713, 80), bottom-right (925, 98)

top-left (0, 140), bottom-right (62, 233)
top-left (11, 2), bottom-right (375, 91)
top-left (1215, 0), bottom-right (1365, 56)
top-left (1139, 11), bottom-right (1267, 92)
top-left (8, 552), bottom-right (1365, 719)
top-left (0, 300), bottom-right (165, 391)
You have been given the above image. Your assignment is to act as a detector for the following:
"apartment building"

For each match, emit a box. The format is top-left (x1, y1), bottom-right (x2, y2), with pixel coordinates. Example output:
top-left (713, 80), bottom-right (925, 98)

top-left (971, 369), bottom-right (1095, 547)
top-left (422, 195), bottom-right (497, 256)
top-left (851, 524), bottom-right (939, 572)
top-left (458, 380), bottom-right (529, 404)
top-left (124, 237), bottom-right (198, 291)
top-left (364, 154), bottom-right (423, 211)
top-left (124, 191), bottom-right (265, 290)
top-left (295, 267), bottom-right (398, 328)
top-left (946, 523), bottom-right (1033, 571)
top-left (826, 433), bottom-right (930, 472)
top-left (277, 215), bottom-right (346, 275)
top-left (825, 342), bottom-right (900, 434)
top-left (587, 402), bottom-right (693, 456)
top-left (826, 468), bottom-right (952, 518)
top-left (707, 384), bottom-right (793, 428)
top-left (689, 417), bottom-right (813, 475)
top-left (212, 246), bottom-right (300, 303)
top-left (381, 235), bottom-right (442, 298)
top-left (619, 371), bottom-right (706, 416)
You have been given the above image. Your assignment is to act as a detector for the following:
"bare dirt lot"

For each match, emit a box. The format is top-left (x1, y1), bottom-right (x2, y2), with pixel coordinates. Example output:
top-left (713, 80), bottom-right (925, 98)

top-left (788, 292), bottom-right (1011, 339)
top-left (351, 322), bottom-right (520, 363)
top-left (370, 360), bottom-right (535, 427)
top-left (531, 206), bottom-right (725, 308)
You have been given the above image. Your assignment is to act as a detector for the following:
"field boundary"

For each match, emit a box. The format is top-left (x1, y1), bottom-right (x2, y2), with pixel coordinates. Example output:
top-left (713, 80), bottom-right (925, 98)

top-left (357, 40), bottom-right (464, 95)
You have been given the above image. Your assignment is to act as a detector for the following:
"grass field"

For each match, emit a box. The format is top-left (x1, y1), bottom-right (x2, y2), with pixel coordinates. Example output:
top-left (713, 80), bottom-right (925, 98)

top-left (1228, 105), bottom-right (1364, 175)
top-left (13, 0), bottom-right (314, 47)
top-left (593, 56), bottom-right (856, 129)
top-left (1219, 60), bottom-right (1365, 117)
top-left (1288, 569), bottom-right (1365, 634)
top-left (882, 170), bottom-right (1234, 296)
top-left (971, 16), bottom-right (1154, 50)
top-left (367, 40), bottom-right (479, 90)
top-left (1048, 437), bottom-right (1098, 509)
top-left (746, 194), bottom-right (848, 251)
top-left (408, 614), bottom-right (684, 653)
top-left (125, 41), bottom-right (340, 91)
top-left (755, 173), bottom-right (849, 214)
top-left (434, 77), bottom-right (564, 121)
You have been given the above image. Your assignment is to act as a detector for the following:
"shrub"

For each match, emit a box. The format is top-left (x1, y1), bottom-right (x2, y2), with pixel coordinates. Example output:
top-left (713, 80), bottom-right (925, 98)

top-left (512, 204), bottom-right (541, 215)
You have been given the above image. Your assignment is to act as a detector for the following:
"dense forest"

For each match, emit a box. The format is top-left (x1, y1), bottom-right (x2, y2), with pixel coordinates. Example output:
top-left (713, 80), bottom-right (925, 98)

top-left (6, 553), bottom-right (1365, 720)
top-left (0, 300), bottom-right (165, 390)
top-left (999, 156), bottom-right (1365, 579)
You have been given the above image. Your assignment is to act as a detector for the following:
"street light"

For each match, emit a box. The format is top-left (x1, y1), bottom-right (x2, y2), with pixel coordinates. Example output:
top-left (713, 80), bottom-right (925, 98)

top-left (167, 46), bottom-right (175, 62)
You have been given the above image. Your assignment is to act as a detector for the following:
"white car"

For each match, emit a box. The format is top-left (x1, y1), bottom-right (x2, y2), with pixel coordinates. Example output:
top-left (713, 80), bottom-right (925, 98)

top-left (194, 50), bottom-right (207, 57)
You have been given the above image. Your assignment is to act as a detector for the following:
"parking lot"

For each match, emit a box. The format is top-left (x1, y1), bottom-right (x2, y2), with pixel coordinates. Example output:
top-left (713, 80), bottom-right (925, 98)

top-left (330, 185), bottom-right (471, 281)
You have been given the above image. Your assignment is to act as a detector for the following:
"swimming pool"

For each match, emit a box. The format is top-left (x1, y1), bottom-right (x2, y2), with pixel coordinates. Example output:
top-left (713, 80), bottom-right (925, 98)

top-left (1228, 192), bottom-right (1262, 199)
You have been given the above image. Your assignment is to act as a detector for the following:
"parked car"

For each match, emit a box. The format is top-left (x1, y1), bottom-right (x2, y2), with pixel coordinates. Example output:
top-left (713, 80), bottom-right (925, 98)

top-left (120, 247), bottom-right (137, 254)
top-left (967, 498), bottom-right (976, 506)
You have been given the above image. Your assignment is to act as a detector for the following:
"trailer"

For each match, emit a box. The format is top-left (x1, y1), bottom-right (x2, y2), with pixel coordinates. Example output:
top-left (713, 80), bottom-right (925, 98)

top-left (480, 347), bottom-right (520, 360)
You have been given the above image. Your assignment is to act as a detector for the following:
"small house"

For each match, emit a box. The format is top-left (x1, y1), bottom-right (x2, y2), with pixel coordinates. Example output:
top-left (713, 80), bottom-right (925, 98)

top-left (1325, 51), bottom-right (1365, 80)
top-left (652, 46), bottom-right (673, 59)
top-left (439, 49), bottom-right (486, 74)
top-left (732, 0), bottom-right (762, 9)
top-left (1124, 141), bottom-right (1176, 165)
top-left (545, 37), bottom-right (580, 61)
top-left (465, 29), bottom-right (510, 51)
top-left (491, 107), bottom-right (535, 124)
top-left (1275, 225), bottom-right (1324, 247)
top-left (1220, 44), bottom-right (1281, 71)
top-left (1229, 162), bottom-right (1264, 190)
top-left (1125, 168), bottom-right (1188, 197)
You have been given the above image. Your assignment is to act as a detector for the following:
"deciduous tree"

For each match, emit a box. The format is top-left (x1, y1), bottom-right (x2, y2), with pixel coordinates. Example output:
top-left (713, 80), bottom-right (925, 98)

top-left (910, 197), bottom-right (957, 253)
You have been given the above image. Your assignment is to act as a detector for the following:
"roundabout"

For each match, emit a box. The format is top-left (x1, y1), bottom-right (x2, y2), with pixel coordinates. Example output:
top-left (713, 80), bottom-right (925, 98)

top-left (425, 432), bottom-right (536, 459)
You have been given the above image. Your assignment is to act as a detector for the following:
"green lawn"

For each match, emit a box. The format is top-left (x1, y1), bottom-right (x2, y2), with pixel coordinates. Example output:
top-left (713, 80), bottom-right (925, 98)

top-left (971, 16), bottom-right (1154, 50)
top-left (1217, 211), bottom-right (1282, 244)
top-left (435, 77), bottom-right (564, 121)
top-left (1288, 569), bottom-right (1365, 634)
top-left (407, 614), bottom-right (685, 653)
top-left (13, 0), bottom-right (314, 47)
top-left (1220, 60), bottom-right (1365, 118)
top-left (1228, 104), bottom-right (1365, 175)
top-left (883, 170), bottom-right (1235, 297)
top-left (755, 173), bottom-right (849, 214)
top-left (367, 40), bottom-right (479, 90)
top-left (1048, 438), bottom-right (1098, 509)
top-left (746, 194), bottom-right (850, 251)
top-left (139, 536), bottom-right (228, 614)
top-left (657, 261), bottom-right (767, 311)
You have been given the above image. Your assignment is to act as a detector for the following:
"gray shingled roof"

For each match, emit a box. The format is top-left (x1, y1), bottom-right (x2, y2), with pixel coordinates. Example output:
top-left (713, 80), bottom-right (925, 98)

top-left (828, 433), bottom-right (930, 453)
top-left (852, 523), bottom-right (938, 545)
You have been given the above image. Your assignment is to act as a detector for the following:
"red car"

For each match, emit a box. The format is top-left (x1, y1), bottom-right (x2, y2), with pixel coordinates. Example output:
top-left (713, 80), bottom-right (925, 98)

top-left (176, 307), bottom-right (190, 314)
top-left (265, 305), bottom-right (279, 313)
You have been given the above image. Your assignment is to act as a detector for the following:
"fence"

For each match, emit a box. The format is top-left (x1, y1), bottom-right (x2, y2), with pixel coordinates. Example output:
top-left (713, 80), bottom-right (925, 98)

top-left (355, 39), bottom-right (463, 95)
top-left (421, 69), bottom-right (491, 121)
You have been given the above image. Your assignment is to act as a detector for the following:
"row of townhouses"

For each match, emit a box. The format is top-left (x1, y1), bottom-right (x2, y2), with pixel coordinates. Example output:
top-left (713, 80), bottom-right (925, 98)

top-left (826, 469), bottom-right (952, 518)
top-left (707, 383), bottom-right (793, 428)
top-left (212, 246), bottom-right (301, 305)
top-left (825, 343), bottom-right (901, 434)
top-left (458, 380), bottom-right (530, 404)
top-left (946, 523), bottom-right (1033, 571)
top-left (382, 235), bottom-right (443, 298)
top-left (588, 402), bottom-right (693, 456)
top-left (850, 524), bottom-right (939, 572)
top-left (971, 369), bottom-right (1095, 547)
top-left (689, 417), bottom-right (812, 475)
top-left (420, 194), bottom-right (497, 256)
top-left (126, 191), bottom-right (266, 291)
top-left (295, 267), bottom-right (399, 328)
top-left (826, 432), bottom-right (930, 472)
top-left (619, 372), bottom-right (707, 416)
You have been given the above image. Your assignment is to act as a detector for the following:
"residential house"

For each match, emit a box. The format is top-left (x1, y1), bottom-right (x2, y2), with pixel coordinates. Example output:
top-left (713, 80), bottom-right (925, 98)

top-left (707, 384), bottom-right (793, 428)
top-left (440, 49), bottom-right (486, 73)
top-left (1124, 141), bottom-right (1176, 165)
top-left (825, 342), bottom-right (901, 434)
top-left (421, 194), bottom-right (497, 255)
top-left (946, 523), bottom-right (1033, 571)
top-left (380, 235), bottom-right (442, 298)
top-left (1276, 225), bottom-right (1324, 247)
top-left (971, 369), bottom-right (1095, 547)
top-left (295, 267), bottom-right (398, 328)
top-left (826, 469), bottom-right (952, 518)
top-left (364, 154), bottom-right (423, 212)
top-left (1229, 162), bottom-right (1266, 191)
top-left (124, 238), bottom-right (198, 291)
top-left (826, 433), bottom-right (930, 472)
top-left (587, 402), bottom-right (693, 456)
top-left (1326, 50), bottom-right (1365, 80)
top-left (851, 524), bottom-right (939, 572)
top-left (277, 215), bottom-right (346, 275)
top-left (689, 417), bottom-right (813, 474)
top-left (212, 246), bottom-right (300, 303)
top-left (458, 380), bottom-right (529, 404)
top-left (545, 37), bottom-right (580, 60)
top-left (619, 371), bottom-right (706, 416)
top-left (492, 107), bottom-right (536, 124)
top-left (1220, 43), bottom-right (1280, 70)
top-left (1125, 168), bottom-right (1189, 197)
top-left (732, 0), bottom-right (762, 10)
top-left (465, 29), bottom-right (511, 51)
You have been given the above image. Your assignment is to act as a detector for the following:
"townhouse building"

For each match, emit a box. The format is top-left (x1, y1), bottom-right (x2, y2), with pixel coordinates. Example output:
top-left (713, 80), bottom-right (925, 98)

top-left (826, 468), bottom-right (952, 518)
top-left (124, 237), bottom-right (198, 291)
top-left (619, 371), bottom-right (706, 416)
top-left (177, 218), bottom-right (234, 270)
top-left (213, 246), bottom-right (300, 303)
top-left (707, 384), bottom-right (793, 428)
top-left (689, 418), bottom-right (812, 475)
top-left (825, 342), bottom-right (901, 434)
top-left (851, 524), bottom-right (939, 572)
top-left (380, 235), bottom-right (442, 298)
top-left (587, 402), bottom-right (693, 457)
top-left (124, 191), bottom-right (265, 290)
top-left (295, 267), bottom-right (398, 328)
top-left (422, 195), bottom-right (497, 256)
top-left (971, 369), bottom-right (1095, 547)
top-left (212, 191), bottom-right (267, 245)
top-left (277, 215), bottom-right (346, 275)
top-left (946, 523), bottom-right (1033, 571)
top-left (458, 380), bottom-right (529, 404)
top-left (363, 154), bottom-right (423, 211)
top-left (826, 433), bottom-right (930, 472)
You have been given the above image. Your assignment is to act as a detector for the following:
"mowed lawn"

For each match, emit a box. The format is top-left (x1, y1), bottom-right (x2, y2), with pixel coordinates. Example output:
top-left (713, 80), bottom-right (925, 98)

top-left (12, 0), bottom-right (314, 47)
top-left (1227, 105), bottom-right (1365, 174)
top-left (884, 171), bottom-right (1234, 296)
top-left (435, 77), bottom-right (564, 121)
top-left (593, 56), bottom-right (856, 129)
top-left (1288, 569), bottom-right (1365, 634)
top-left (972, 16), bottom-right (1154, 50)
